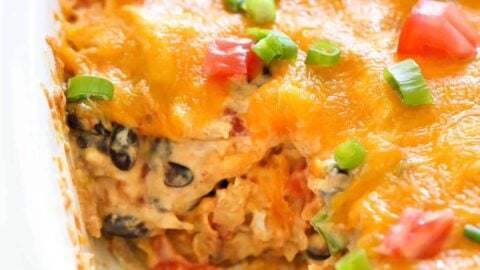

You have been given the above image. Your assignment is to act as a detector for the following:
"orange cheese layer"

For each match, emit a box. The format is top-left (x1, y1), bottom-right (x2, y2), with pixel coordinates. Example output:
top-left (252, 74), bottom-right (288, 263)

top-left (53, 0), bottom-right (480, 268)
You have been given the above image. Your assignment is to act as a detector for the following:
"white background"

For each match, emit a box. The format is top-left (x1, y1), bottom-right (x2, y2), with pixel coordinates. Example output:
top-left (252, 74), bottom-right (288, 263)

top-left (0, 1), bottom-right (78, 269)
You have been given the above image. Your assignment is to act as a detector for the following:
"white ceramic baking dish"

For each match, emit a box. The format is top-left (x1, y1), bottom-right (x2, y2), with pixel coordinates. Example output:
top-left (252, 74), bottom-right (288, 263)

top-left (0, 1), bottom-right (116, 269)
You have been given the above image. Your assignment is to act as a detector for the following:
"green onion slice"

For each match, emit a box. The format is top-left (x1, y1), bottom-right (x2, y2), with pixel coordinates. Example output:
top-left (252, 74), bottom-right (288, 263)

top-left (250, 29), bottom-right (298, 64)
top-left (224, 0), bottom-right (245, 12)
top-left (245, 0), bottom-right (276, 24)
top-left (384, 58), bottom-right (433, 106)
top-left (334, 140), bottom-right (367, 170)
top-left (66, 75), bottom-right (114, 102)
top-left (464, 224), bottom-right (480, 243)
top-left (310, 210), bottom-right (346, 254)
top-left (246, 27), bottom-right (272, 42)
top-left (305, 40), bottom-right (341, 66)
top-left (277, 33), bottom-right (298, 60)
top-left (252, 33), bottom-right (283, 64)
top-left (335, 249), bottom-right (372, 270)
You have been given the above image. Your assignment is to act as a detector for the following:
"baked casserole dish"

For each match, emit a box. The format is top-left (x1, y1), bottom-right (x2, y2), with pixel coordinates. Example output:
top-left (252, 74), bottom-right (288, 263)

top-left (49, 0), bottom-right (480, 269)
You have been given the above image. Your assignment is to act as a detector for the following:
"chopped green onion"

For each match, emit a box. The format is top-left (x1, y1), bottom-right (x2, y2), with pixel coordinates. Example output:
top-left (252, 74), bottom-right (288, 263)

top-left (464, 224), bottom-right (480, 243)
top-left (245, 0), bottom-right (276, 24)
top-left (334, 140), bottom-right (367, 170)
top-left (384, 58), bottom-right (433, 106)
top-left (246, 27), bottom-right (272, 41)
top-left (277, 33), bottom-right (298, 60)
top-left (251, 30), bottom-right (298, 64)
top-left (335, 249), bottom-right (372, 270)
top-left (305, 40), bottom-right (341, 66)
top-left (66, 75), bottom-right (114, 102)
top-left (252, 33), bottom-right (283, 64)
top-left (310, 210), bottom-right (346, 254)
top-left (311, 208), bottom-right (329, 223)
top-left (224, 0), bottom-right (245, 12)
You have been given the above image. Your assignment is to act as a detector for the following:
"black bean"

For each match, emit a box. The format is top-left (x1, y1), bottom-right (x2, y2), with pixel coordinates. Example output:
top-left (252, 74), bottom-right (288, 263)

top-left (109, 125), bottom-right (138, 171)
top-left (102, 214), bottom-right (149, 239)
top-left (67, 112), bottom-right (81, 130)
top-left (164, 162), bottom-right (194, 188)
top-left (306, 247), bottom-right (331, 261)
top-left (76, 135), bottom-right (88, 148)
top-left (128, 128), bottom-right (138, 144)
top-left (306, 234), bottom-right (331, 261)
top-left (94, 122), bottom-right (111, 136)
top-left (110, 152), bottom-right (134, 170)
top-left (75, 131), bottom-right (109, 152)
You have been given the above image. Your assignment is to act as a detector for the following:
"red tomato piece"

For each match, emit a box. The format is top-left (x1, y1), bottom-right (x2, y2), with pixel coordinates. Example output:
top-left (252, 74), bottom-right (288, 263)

top-left (203, 37), bottom-right (262, 78)
top-left (398, 0), bottom-right (479, 59)
top-left (247, 52), bottom-right (264, 80)
top-left (229, 115), bottom-right (249, 137)
top-left (285, 165), bottom-right (314, 204)
top-left (377, 208), bottom-right (454, 259)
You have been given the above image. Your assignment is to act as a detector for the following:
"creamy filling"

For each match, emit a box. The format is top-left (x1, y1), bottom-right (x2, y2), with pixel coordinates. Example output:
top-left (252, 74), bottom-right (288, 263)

top-left (67, 111), bottom-right (334, 267)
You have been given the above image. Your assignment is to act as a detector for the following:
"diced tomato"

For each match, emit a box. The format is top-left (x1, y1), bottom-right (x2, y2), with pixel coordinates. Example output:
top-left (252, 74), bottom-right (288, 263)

top-left (203, 37), bottom-right (263, 79)
top-left (397, 0), bottom-right (479, 59)
top-left (222, 108), bottom-right (249, 137)
top-left (229, 116), bottom-right (249, 137)
top-left (140, 163), bottom-right (150, 179)
top-left (285, 164), bottom-right (314, 203)
top-left (377, 208), bottom-right (454, 259)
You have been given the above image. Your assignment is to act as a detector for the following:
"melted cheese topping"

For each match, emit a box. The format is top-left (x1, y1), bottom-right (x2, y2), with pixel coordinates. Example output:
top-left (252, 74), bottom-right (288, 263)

top-left (52, 0), bottom-right (480, 268)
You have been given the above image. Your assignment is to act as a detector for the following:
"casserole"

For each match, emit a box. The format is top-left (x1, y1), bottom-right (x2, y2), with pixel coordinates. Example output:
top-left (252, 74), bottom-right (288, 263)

top-left (4, 0), bottom-right (480, 269)
top-left (49, 0), bottom-right (480, 269)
